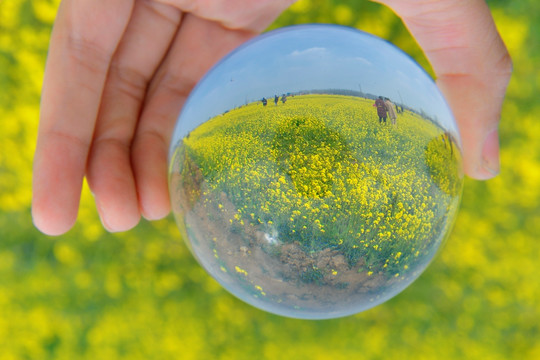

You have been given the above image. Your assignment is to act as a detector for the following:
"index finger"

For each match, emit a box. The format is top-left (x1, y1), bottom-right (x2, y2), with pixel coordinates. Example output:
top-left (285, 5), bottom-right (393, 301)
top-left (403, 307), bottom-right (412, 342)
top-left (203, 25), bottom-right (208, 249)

top-left (32, 0), bottom-right (134, 235)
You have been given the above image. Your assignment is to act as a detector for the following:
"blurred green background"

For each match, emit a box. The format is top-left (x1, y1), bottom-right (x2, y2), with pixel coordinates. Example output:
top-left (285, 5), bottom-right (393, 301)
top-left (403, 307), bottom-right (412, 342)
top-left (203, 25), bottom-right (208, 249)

top-left (1, 0), bottom-right (539, 359)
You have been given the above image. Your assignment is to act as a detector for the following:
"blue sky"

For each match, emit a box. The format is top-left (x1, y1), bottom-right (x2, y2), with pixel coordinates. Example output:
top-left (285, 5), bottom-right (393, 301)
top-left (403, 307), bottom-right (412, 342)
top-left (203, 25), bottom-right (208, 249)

top-left (171, 24), bottom-right (457, 148)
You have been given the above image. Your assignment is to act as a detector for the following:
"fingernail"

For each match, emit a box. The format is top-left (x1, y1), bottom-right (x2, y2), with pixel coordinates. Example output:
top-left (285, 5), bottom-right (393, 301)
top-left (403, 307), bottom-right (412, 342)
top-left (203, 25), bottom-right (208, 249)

top-left (481, 129), bottom-right (500, 177)
top-left (95, 200), bottom-right (114, 232)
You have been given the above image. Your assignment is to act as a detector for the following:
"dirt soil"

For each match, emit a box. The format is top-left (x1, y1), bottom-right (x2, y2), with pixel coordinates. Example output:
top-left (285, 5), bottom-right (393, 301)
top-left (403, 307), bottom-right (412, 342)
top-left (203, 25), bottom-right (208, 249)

top-left (171, 167), bottom-right (404, 313)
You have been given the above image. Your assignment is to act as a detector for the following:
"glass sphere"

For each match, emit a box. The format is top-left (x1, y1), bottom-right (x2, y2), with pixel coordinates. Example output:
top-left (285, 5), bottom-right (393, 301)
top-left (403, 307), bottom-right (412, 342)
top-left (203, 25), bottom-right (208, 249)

top-left (168, 25), bottom-right (463, 319)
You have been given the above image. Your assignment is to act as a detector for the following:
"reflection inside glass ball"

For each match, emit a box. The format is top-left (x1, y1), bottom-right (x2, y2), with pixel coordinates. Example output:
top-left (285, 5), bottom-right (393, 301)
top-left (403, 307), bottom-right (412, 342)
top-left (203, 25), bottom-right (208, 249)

top-left (168, 25), bottom-right (463, 319)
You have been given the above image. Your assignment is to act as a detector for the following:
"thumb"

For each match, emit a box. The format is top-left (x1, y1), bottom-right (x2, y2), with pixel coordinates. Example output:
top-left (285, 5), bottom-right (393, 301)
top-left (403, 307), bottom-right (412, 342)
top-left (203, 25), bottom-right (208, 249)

top-left (375, 0), bottom-right (512, 179)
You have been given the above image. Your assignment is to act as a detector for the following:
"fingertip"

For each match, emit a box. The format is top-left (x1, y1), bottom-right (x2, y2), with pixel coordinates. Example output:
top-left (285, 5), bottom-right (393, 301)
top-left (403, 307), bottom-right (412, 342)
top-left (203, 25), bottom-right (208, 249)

top-left (141, 204), bottom-right (171, 222)
top-left (95, 199), bottom-right (141, 233)
top-left (138, 173), bottom-right (171, 222)
top-left (32, 152), bottom-right (81, 236)
top-left (87, 143), bottom-right (143, 233)
top-left (131, 135), bottom-right (171, 222)
top-left (465, 163), bottom-right (499, 181)
top-left (32, 202), bottom-right (76, 236)
top-left (464, 128), bottom-right (500, 181)
top-left (101, 217), bottom-right (141, 233)
top-left (140, 186), bottom-right (171, 221)
top-left (480, 129), bottom-right (500, 176)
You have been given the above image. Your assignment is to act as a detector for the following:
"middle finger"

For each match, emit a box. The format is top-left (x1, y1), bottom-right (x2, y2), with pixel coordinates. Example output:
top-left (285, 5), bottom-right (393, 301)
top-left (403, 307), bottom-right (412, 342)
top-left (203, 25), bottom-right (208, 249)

top-left (86, 0), bottom-right (182, 231)
top-left (131, 14), bottom-right (256, 221)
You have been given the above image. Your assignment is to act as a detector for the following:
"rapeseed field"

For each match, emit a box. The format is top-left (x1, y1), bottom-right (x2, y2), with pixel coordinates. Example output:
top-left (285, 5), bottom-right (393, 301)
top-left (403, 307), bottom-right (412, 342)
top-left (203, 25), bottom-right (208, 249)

top-left (1, 0), bottom-right (539, 358)
top-left (171, 94), bottom-right (461, 316)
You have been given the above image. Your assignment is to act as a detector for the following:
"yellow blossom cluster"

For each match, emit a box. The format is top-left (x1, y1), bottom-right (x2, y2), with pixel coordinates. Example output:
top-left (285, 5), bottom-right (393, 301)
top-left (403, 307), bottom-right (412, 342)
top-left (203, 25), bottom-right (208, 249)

top-left (176, 94), bottom-right (462, 276)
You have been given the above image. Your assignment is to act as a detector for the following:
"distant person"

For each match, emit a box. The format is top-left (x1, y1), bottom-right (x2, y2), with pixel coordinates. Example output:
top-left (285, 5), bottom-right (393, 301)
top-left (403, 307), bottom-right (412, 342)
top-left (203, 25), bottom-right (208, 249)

top-left (262, 97), bottom-right (267, 106)
top-left (385, 97), bottom-right (397, 125)
top-left (274, 95), bottom-right (279, 106)
top-left (374, 96), bottom-right (387, 124)
top-left (442, 131), bottom-right (454, 155)
top-left (281, 94), bottom-right (287, 104)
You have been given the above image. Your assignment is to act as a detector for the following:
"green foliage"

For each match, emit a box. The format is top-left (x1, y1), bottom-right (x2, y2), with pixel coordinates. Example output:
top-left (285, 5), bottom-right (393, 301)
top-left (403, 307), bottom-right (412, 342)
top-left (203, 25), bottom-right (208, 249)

top-left (178, 95), bottom-right (460, 278)
top-left (1, 0), bottom-right (540, 359)
top-left (272, 114), bottom-right (350, 198)
top-left (424, 134), bottom-right (462, 196)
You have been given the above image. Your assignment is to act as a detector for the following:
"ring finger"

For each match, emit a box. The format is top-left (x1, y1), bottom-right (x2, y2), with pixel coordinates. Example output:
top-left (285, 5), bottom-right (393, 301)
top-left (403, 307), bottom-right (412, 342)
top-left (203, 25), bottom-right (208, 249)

top-left (86, 0), bottom-right (182, 231)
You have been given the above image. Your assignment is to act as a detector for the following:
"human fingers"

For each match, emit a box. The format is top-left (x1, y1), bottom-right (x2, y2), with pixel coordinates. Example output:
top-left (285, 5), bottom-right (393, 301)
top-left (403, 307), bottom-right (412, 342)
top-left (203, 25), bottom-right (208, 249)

top-left (130, 14), bottom-right (256, 221)
top-left (375, 0), bottom-right (512, 179)
top-left (157, 0), bottom-right (297, 32)
top-left (32, 0), bottom-right (134, 235)
top-left (86, 1), bottom-right (182, 232)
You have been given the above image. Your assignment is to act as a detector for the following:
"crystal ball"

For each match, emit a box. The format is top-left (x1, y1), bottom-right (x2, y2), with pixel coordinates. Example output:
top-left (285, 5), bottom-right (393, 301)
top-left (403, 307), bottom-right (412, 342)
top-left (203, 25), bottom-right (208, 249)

top-left (168, 25), bottom-right (463, 319)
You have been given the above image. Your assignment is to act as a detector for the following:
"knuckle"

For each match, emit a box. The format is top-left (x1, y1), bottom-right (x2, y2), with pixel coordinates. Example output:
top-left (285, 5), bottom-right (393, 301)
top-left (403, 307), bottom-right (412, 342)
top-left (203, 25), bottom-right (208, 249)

top-left (66, 34), bottom-right (111, 76)
top-left (109, 64), bottom-right (149, 102)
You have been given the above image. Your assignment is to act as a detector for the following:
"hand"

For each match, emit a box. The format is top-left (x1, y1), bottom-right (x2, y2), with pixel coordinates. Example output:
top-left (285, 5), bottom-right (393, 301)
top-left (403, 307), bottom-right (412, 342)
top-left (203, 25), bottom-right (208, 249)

top-left (32, 0), bottom-right (295, 235)
top-left (374, 0), bottom-right (512, 179)
top-left (33, 0), bottom-right (512, 236)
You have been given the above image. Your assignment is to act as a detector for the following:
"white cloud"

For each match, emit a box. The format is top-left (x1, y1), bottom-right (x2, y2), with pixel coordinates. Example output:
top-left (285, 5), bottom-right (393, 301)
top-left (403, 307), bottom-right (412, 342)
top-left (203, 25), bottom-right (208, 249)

top-left (354, 57), bottom-right (372, 66)
top-left (289, 47), bottom-right (328, 58)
